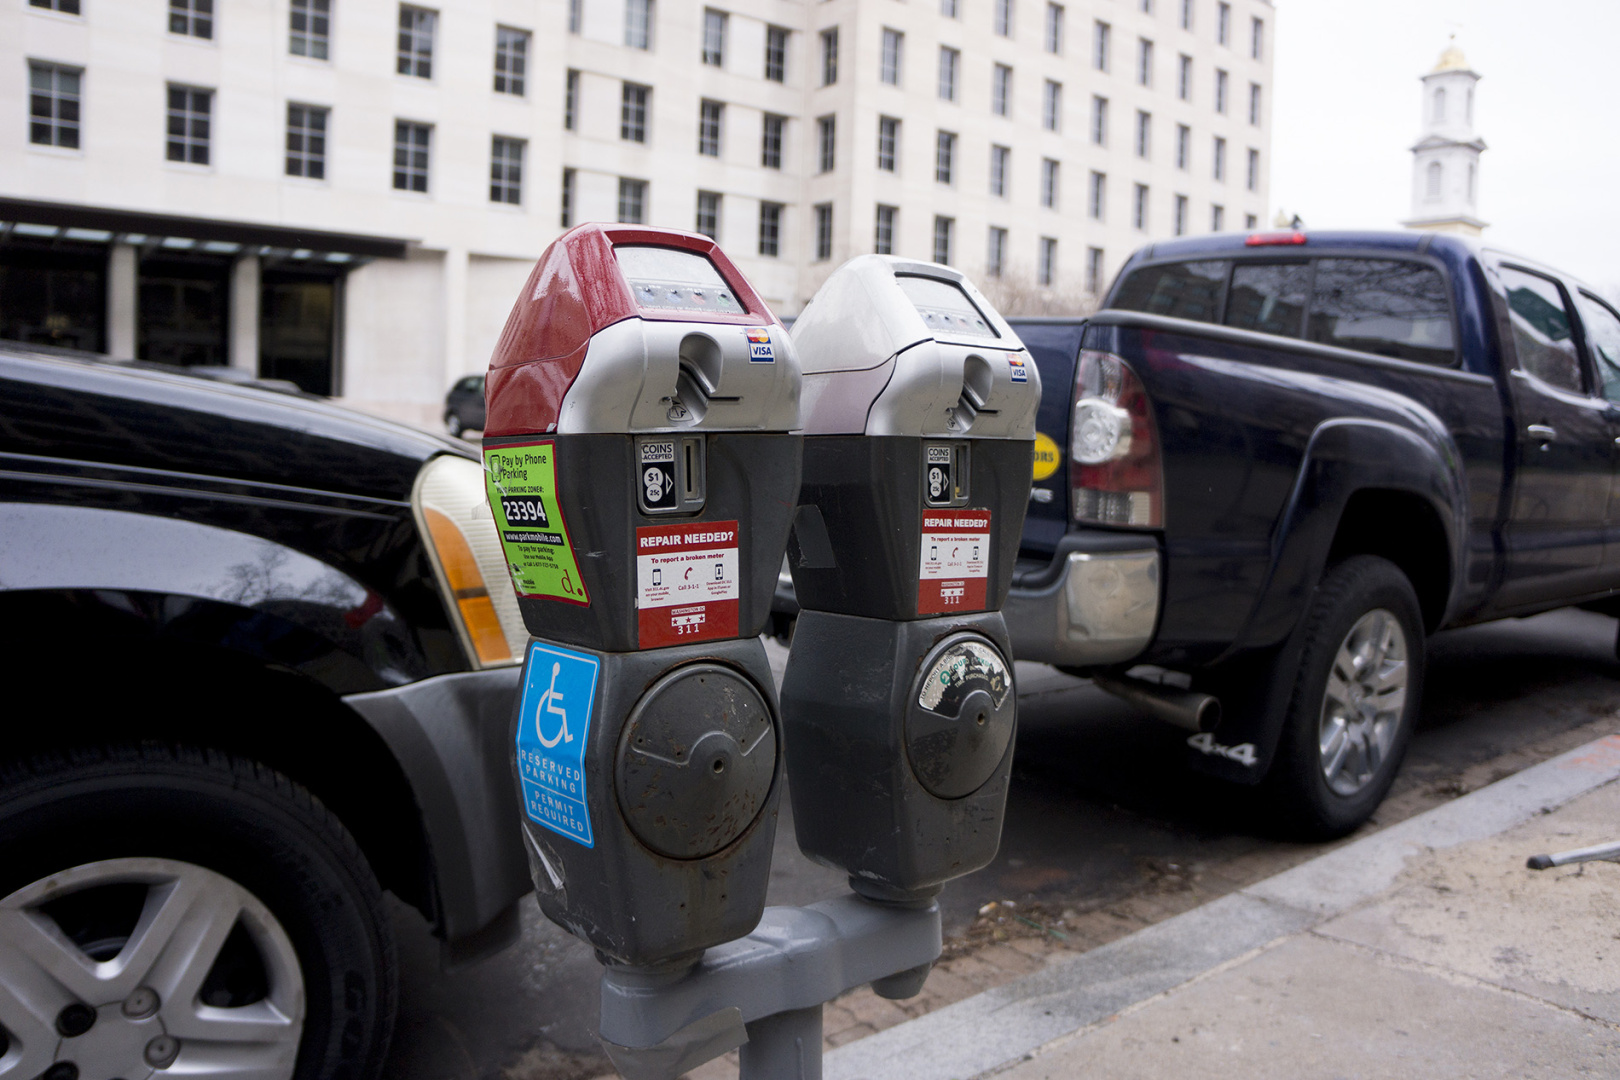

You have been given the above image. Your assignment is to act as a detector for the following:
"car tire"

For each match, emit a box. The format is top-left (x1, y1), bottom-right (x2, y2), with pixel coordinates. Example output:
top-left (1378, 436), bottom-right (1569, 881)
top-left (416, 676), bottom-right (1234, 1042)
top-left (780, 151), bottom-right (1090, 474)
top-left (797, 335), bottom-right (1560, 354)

top-left (1261, 555), bottom-right (1425, 840)
top-left (445, 412), bottom-right (464, 437)
top-left (0, 744), bottom-right (397, 1080)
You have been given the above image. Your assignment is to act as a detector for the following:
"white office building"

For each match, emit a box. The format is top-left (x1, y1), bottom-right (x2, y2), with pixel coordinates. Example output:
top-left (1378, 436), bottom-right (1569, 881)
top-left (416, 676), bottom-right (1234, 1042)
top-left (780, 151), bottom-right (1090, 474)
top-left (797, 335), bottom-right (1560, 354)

top-left (3, 0), bottom-right (1273, 425)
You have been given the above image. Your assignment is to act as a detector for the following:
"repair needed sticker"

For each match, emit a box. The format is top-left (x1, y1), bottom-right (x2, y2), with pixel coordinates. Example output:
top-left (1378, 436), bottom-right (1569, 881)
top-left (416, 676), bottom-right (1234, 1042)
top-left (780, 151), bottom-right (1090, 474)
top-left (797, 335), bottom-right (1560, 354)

top-left (636, 520), bottom-right (741, 647)
top-left (918, 509), bottom-right (991, 614)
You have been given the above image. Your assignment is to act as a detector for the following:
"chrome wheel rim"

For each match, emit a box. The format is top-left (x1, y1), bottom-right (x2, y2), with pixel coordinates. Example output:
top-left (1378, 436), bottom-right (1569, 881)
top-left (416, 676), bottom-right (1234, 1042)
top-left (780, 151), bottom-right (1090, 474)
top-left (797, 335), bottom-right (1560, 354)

top-left (1318, 608), bottom-right (1409, 797)
top-left (0, 857), bottom-right (305, 1080)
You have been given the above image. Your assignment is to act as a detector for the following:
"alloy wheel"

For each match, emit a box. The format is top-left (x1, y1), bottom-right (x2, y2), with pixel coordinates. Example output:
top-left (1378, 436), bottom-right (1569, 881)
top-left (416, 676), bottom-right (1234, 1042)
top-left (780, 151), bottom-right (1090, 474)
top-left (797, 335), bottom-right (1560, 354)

top-left (1317, 607), bottom-right (1409, 797)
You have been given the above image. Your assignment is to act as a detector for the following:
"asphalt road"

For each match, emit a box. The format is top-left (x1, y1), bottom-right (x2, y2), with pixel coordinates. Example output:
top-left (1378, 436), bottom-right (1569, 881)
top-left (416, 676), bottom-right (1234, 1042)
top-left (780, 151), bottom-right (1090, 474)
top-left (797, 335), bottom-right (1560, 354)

top-left (382, 607), bottom-right (1620, 1080)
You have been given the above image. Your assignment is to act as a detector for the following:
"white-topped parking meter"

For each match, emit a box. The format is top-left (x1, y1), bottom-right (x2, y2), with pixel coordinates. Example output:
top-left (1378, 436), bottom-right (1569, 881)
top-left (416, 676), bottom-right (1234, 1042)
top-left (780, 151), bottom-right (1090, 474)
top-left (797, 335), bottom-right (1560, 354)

top-left (482, 224), bottom-right (801, 969)
top-left (782, 256), bottom-right (1040, 902)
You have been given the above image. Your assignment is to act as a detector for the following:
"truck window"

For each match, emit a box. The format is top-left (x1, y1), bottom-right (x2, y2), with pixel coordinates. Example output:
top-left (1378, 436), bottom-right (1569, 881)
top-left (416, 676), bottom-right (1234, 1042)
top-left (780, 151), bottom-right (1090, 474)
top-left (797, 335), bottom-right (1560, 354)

top-left (1575, 290), bottom-right (1620, 403)
top-left (1110, 259), bottom-right (1228, 322)
top-left (1498, 266), bottom-right (1582, 393)
top-left (1224, 262), bottom-right (1308, 338)
top-left (1306, 259), bottom-right (1455, 366)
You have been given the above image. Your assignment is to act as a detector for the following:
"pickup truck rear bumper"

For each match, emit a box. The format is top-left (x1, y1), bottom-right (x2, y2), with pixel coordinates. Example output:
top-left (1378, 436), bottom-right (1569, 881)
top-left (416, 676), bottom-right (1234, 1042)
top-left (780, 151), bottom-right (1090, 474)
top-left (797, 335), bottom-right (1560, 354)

top-left (1005, 531), bottom-right (1161, 668)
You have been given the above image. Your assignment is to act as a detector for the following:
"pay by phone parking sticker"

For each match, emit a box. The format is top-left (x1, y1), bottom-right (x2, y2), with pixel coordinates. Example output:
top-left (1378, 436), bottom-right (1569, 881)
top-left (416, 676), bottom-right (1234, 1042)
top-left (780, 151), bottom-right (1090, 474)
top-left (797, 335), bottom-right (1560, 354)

top-left (918, 509), bottom-right (992, 614)
top-left (484, 441), bottom-right (591, 606)
top-left (515, 641), bottom-right (598, 847)
top-left (746, 327), bottom-right (775, 363)
top-left (635, 520), bottom-right (741, 648)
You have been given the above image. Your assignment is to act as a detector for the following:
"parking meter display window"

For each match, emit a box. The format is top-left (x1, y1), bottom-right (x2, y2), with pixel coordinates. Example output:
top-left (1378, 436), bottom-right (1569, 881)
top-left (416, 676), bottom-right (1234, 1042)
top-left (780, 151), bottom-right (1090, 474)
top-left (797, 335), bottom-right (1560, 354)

top-left (616, 244), bottom-right (746, 314)
top-left (636, 520), bottom-right (740, 647)
top-left (918, 508), bottom-right (991, 614)
top-left (515, 641), bottom-right (600, 847)
top-left (484, 441), bottom-right (590, 605)
top-left (894, 274), bottom-right (1000, 340)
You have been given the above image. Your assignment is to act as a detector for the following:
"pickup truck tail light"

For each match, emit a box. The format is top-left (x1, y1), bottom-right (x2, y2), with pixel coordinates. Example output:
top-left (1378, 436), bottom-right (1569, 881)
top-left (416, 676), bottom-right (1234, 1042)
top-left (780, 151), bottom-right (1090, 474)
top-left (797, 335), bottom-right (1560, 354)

top-left (1070, 350), bottom-right (1163, 528)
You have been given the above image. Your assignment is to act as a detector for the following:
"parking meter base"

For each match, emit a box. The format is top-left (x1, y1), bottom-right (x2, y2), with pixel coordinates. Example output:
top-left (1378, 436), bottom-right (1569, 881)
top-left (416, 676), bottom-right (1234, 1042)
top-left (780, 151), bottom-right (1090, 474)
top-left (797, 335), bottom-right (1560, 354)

top-left (780, 610), bottom-right (1017, 897)
top-left (515, 635), bottom-right (781, 968)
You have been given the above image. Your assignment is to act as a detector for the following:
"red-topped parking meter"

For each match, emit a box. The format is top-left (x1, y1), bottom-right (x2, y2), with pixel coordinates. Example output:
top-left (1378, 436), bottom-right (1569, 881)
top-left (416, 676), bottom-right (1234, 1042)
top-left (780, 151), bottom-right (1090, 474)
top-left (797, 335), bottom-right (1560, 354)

top-left (483, 225), bottom-right (801, 968)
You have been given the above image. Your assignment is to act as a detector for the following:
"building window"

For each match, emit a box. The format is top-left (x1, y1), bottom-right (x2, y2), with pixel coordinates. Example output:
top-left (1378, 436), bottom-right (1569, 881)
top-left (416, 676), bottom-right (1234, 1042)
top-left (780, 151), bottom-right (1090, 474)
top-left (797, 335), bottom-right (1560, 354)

top-left (937, 46), bottom-right (958, 100)
top-left (765, 25), bottom-right (787, 81)
top-left (490, 136), bottom-right (524, 204)
top-left (1179, 0), bottom-right (1192, 30)
top-left (289, 0), bottom-right (330, 59)
top-left (875, 204), bottom-right (896, 254)
top-left (392, 120), bottom-right (430, 190)
top-left (1038, 237), bottom-right (1057, 286)
top-left (561, 167), bottom-right (575, 227)
top-left (987, 226), bottom-right (1007, 278)
top-left (1216, 1), bottom-right (1229, 45)
top-left (933, 215), bottom-right (954, 265)
top-left (994, 0), bottom-right (1013, 37)
top-left (703, 9), bottom-right (727, 66)
top-left (1090, 96), bottom-right (1107, 145)
top-left (28, 0), bottom-right (80, 11)
top-left (166, 84), bottom-right (212, 165)
top-left (1132, 183), bottom-right (1148, 230)
top-left (626, 0), bottom-right (653, 49)
top-left (1088, 171), bottom-right (1105, 220)
top-left (1251, 16), bottom-right (1263, 59)
top-left (1135, 110), bottom-right (1151, 158)
top-left (569, 0), bottom-right (582, 34)
top-left (698, 99), bottom-right (723, 156)
top-left (621, 83), bottom-right (649, 142)
top-left (877, 116), bottom-right (899, 171)
top-left (762, 113), bottom-right (785, 168)
top-left (285, 102), bottom-right (327, 178)
top-left (1093, 21), bottom-right (1110, 71)
top-left (1175, 123), bottom-right (1189, 169)
top-left (1211, 203), bottom-right (1225, 231)
top-left (696, 190), bottom-right (720, 239)
top-left (882, 29), bottom-right (904, 86)
top-left (1041, 157), bottom-right (1059, 209)
top-left (1173, 194), bottom-right (1188, 235)
top-left (1046, 3), bottom-right (1065, 54)
top-left (941, 0), bottom-right (959, 17)
top-left (990, 144), bottom-right (1010, 196)
top-left (818, 114), bottom-right (836, 172)
top-left (170, 0), bottom-right (213, 39)
top-left (1042, 80), bottom-right (1061, 132)
top-left (1177, 54), bottom-right (1192, 100)
top-left (618, 177), bottom-right (646, 223)
top-left (1249, 82), bottom-right (1261, 125)
top-left (495, 26), bottom-right (529, 95)
top-left (28, 62), bottom-right (81, 149)
top-left (815, 203), bottom-right (833, 261)
top-left (1086, 246), bottom-right (1104, 295)
top-left (1212, 136), bottom-right (1226, 181)
top-left (1244, 213), bottom-right (1257, 230)
top-left (759, 201), bottom-right (783, 256)
top-left (1247, 147), bottom-right (1260, 191)
top-left (397, 6), bottom-right (435, 77)
top-left (1432, 87), bottom-right (1446, 124)
top-left (992, 64), bottom-right (1012, 117)
top-left (935, 130), bottom-right (955, 184)
top-left (565, 70), bottom-right (579, 130)
top-left (1214, 68), bottom-right (1228, 113)
top-left (820, 28), bottom-right (838, 86)
top-left (1137, 39), bottom-right (1153, 86)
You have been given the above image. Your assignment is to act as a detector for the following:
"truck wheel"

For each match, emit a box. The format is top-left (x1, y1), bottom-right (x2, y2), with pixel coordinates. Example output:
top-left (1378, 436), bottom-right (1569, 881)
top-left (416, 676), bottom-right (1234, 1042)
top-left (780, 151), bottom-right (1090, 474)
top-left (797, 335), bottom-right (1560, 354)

top-left (1263, 556), bottom-right (1424, 839)
top-left (0, 745), bottom-right (397, 1080)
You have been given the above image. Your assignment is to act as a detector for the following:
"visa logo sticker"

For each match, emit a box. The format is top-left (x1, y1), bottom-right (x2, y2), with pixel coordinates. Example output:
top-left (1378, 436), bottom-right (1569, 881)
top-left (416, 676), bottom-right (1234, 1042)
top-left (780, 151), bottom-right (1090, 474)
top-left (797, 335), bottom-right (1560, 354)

top-left (1008, 355), bottom-right (1028, 382)
top-left (747, 327), bottom-right (775, 363)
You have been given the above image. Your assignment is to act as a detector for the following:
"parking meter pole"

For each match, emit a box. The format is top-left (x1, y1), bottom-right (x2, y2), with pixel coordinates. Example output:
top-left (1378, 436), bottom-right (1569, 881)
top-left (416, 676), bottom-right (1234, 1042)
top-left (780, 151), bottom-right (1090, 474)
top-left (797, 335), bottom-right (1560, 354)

top-left (740, 1006), bottom-right (823, 1080)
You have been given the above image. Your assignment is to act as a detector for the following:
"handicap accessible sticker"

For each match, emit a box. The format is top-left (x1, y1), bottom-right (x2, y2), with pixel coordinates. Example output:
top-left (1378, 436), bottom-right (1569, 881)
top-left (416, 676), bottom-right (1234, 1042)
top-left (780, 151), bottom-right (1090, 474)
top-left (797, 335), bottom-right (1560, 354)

top-left (484, 441), bottom-right (590, 605)
top-left (515, 641), bottom-right (599, 847)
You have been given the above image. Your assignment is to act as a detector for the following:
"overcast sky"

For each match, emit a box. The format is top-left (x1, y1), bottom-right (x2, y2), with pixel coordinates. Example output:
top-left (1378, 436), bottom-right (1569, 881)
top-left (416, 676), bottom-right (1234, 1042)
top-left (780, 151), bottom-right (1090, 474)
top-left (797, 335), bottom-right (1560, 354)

top-left (1271, 0), bottom-right (1620, 295)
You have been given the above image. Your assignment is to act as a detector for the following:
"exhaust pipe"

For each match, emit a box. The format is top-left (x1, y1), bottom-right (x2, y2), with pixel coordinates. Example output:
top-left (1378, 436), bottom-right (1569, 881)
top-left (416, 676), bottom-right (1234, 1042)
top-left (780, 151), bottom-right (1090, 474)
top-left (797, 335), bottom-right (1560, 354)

top-left (1093, 674), bottom-right (1221, 734)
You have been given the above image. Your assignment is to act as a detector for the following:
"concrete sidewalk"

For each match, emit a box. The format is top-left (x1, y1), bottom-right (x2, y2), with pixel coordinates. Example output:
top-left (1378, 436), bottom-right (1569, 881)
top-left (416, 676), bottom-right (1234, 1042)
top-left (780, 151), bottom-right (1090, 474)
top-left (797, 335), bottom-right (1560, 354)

top-left (825, 733), bottom-right (1620, 1080)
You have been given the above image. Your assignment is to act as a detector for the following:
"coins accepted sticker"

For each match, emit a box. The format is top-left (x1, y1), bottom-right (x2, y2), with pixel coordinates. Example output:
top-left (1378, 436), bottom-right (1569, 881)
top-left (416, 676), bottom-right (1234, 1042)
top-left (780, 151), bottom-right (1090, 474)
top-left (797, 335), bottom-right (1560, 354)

top-left (484, 441), bottom-right (591, 606)
top-left (636, 520), bottom-right (740, 647)
top-left (918, 509), bottom-right (992, 614)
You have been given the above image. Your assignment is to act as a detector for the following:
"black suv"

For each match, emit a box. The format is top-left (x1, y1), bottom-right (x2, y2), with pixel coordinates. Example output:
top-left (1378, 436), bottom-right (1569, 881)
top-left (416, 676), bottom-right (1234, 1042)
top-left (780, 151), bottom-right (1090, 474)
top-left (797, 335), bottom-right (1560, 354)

top-left (0, 344), bottom-right (530, 1080)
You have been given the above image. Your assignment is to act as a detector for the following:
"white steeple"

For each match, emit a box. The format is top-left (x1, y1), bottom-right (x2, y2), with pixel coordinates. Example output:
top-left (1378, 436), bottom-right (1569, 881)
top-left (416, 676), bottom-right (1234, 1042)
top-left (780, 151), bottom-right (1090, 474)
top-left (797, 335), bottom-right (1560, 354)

top-left (1404, 38), bottom-right (1487, 236)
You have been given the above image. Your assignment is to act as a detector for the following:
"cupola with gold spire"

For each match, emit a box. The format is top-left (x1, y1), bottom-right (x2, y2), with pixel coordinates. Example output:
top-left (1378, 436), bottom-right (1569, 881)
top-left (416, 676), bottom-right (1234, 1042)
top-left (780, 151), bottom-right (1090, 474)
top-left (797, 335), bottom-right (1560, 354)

top-left (1404, 37), bottom-right (1487, 236)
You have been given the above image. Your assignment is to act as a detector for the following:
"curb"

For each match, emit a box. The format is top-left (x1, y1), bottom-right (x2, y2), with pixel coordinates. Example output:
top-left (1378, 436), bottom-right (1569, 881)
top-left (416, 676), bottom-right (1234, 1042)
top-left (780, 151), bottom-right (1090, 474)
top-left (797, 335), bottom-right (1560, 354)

top-left (823, 732), bottom-right (1620, 1080)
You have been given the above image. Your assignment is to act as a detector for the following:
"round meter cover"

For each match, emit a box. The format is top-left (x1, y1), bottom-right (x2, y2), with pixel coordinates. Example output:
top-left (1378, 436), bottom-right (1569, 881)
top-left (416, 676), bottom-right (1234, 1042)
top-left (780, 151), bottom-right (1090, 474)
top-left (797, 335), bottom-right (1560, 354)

top-left (907, 635), bottom-right (1015, 799)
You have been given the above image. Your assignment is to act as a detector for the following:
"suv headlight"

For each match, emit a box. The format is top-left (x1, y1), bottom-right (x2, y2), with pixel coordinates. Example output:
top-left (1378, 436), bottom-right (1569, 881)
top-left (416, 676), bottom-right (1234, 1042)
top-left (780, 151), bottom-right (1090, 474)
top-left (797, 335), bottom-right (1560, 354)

top-left (413, 454), bottom-right (529, 667)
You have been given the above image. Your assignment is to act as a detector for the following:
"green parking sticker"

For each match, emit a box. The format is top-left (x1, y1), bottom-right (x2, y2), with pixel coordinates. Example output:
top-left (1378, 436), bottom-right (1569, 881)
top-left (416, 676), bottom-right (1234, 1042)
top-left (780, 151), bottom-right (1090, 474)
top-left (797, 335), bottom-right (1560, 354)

top-left (484, 441), bottom-right (591, 606)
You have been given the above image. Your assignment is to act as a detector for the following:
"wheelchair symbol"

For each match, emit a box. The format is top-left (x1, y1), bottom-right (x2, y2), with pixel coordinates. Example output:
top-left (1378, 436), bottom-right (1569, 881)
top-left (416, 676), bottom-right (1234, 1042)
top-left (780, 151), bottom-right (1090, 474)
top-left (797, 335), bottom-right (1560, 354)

top-left (534, 662), bottom-right (573, 748)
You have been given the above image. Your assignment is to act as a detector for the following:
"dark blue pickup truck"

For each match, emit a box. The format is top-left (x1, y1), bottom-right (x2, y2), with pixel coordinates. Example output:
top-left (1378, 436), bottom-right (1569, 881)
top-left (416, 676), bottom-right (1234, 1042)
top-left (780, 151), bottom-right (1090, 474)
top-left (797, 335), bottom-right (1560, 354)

top-left (1004, 229), bottom-right (1620, 837)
